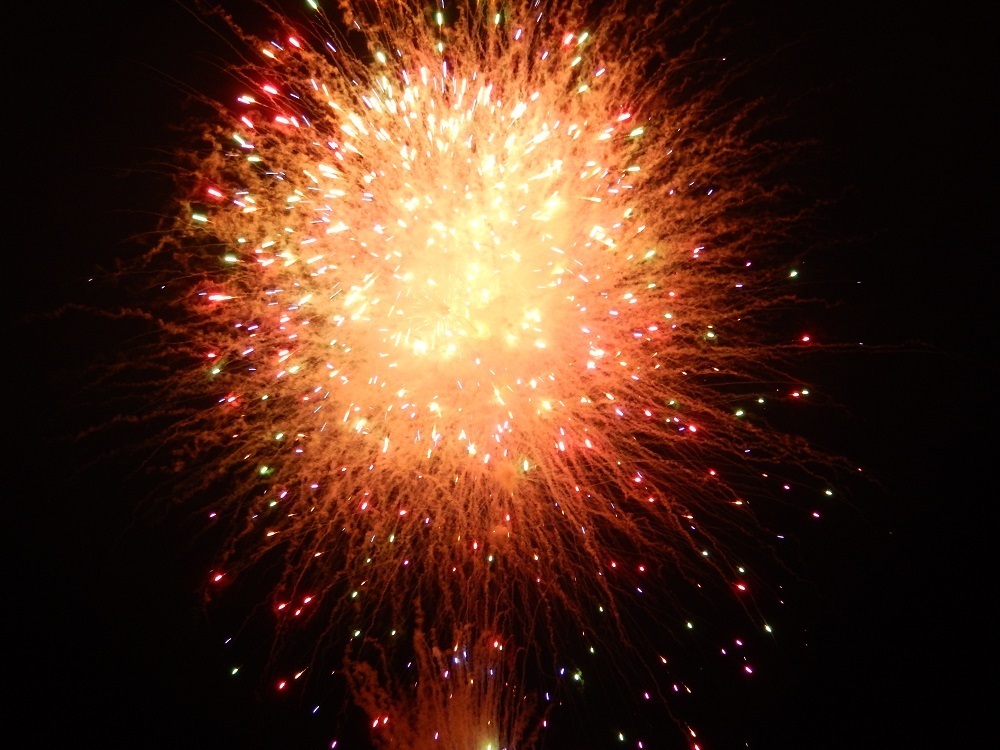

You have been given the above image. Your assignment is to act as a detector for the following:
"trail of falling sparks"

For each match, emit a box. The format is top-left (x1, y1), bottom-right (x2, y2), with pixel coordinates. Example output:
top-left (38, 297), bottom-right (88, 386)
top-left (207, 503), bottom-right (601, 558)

top-left (140, 0), bottom-right (833, 746)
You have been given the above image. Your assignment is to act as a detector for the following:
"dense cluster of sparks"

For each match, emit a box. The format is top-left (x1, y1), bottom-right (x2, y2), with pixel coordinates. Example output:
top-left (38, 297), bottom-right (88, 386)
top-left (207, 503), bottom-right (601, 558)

top-left (141, 1), bottom-right (832, 746)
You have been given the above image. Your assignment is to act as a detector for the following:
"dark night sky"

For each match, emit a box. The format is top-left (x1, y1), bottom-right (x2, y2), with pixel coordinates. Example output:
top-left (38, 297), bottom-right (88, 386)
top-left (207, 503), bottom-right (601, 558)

top-left (12, 1), bottom-right (994, 748)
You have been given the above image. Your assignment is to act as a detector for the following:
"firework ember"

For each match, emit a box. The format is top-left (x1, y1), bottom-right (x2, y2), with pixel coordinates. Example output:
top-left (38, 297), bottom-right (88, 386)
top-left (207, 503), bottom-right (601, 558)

top-left (138, 0), bottom-right (832, 745)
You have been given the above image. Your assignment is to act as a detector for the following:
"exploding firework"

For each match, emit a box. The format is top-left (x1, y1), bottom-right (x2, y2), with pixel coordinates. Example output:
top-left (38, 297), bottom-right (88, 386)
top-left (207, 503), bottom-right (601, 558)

top-left (129, 0), bottom-right (835, 745)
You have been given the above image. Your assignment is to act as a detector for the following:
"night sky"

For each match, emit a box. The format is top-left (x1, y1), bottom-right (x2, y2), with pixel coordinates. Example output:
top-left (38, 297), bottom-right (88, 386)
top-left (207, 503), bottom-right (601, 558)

top-left (12, 1), bottom-right (993, 748)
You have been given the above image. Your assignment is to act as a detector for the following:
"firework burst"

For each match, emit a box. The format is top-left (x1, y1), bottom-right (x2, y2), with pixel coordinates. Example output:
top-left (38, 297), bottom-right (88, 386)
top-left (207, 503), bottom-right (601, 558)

top-left (131, 0), bottom-right (832, 745)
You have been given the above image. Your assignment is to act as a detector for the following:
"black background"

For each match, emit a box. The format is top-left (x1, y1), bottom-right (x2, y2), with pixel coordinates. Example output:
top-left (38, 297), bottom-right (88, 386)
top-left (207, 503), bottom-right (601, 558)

top-left (12, 1), bottom-right (994, 748)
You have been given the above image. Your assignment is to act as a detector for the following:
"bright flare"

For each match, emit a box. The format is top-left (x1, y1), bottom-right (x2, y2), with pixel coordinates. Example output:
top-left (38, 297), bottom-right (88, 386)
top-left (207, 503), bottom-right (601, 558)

top-left (144, 1), bottom-right (826, 746)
